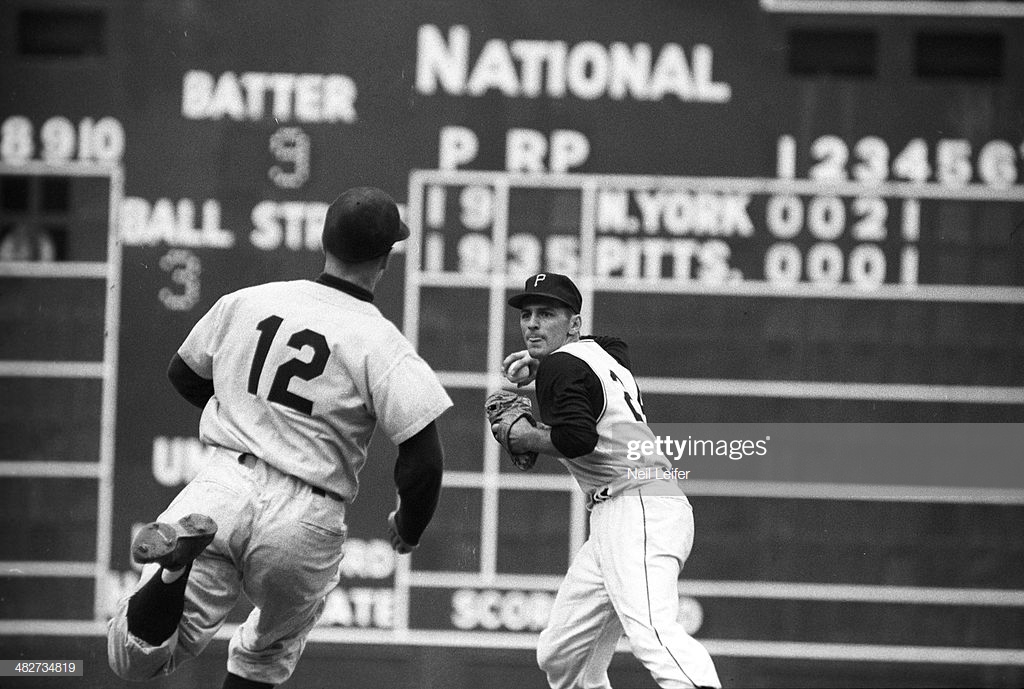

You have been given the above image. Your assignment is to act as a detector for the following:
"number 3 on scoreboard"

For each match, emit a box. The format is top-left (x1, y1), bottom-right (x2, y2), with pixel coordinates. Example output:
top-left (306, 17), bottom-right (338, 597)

top-left (247, 315), bottom-right (329, 415)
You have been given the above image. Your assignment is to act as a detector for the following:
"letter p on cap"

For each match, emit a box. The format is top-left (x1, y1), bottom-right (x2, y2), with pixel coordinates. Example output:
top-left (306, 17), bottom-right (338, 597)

top-left (533, 274), bottom-right (546, 287)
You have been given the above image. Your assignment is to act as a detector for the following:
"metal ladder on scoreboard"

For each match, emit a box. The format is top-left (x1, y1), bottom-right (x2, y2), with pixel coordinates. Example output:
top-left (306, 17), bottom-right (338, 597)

top-left (0, 161), bottom-right (123, 629)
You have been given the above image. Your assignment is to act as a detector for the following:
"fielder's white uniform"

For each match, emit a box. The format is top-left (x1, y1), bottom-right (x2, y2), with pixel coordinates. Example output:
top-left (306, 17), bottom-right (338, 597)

top-left (108, 276), bottom-right (451, 684)
top-left (536, 339), bottom-right (721, 689)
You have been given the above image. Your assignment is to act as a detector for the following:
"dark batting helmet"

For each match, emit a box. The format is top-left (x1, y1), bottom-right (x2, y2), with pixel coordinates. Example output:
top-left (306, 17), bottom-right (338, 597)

top-left (322, 186), bottom-right (410, 262)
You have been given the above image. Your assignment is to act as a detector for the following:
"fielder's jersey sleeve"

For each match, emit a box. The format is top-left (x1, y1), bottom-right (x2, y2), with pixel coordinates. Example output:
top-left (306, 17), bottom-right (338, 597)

top-left (535, 354), bottom-right (601, 458)
top-left (173, 278), bottom-right (451, 503)
top-left (535, 335), bottom-right (633, 458)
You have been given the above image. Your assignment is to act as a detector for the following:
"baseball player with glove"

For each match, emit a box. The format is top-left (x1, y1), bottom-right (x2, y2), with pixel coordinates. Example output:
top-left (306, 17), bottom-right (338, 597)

top-left (489, 272), bottom-right (721, 689)
top-left (485, 390), bottom-right (539, 470)
top-left (107, 187), bottom-right (452, 688)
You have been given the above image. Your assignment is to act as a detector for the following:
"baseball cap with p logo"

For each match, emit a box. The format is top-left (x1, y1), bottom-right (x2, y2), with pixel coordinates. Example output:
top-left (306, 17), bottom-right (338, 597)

top-left (322, 186), bottom-right (410, 262)
top-left (507, 272), bottom-right (583, 314)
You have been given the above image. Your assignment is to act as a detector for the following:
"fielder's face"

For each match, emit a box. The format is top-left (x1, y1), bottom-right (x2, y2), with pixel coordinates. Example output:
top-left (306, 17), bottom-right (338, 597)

top-left (519, 299), bottom-right (580, 359)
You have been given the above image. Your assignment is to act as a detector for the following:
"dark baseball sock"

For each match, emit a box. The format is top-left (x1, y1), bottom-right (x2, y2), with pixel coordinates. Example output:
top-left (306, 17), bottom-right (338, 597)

top-left (125, 566), bottom-right (191, 646)
top-left (222, 672), bottom-right (274, 688)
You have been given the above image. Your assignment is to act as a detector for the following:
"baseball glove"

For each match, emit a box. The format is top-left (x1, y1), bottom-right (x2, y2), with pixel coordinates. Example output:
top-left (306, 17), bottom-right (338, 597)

top-left (485, 390), bottom-right (539, 471)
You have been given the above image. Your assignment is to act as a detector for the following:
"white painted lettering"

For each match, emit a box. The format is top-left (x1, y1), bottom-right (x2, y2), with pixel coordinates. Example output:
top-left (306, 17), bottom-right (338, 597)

top-left (506, 128), bottom-right (548, 173)
top-left (438, 125), bottom-right (479, 170)
top-left (181, 70), bottom-right (357, 123)
top-left (416, 24), bottom-right (469, 95)
top-left (414, 25), bottom-right (732, 103)
top-left (468, 39), bottom-right (519, 97)
top-left (249, 201), bottom-right (327, 251)
top-left (119, 198), bottom-right (234, 248)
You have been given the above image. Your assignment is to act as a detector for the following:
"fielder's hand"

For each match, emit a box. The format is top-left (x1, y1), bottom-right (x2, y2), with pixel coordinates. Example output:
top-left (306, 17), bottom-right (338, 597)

top-left (387, 510), bottom-right (417, 554)
top-left (485, 390), bottom-right (539, 471)
top-left (502, 350), bottom-right (539, 387)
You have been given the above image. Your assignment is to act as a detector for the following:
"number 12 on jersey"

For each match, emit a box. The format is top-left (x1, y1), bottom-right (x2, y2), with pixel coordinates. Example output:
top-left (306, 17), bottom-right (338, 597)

top-left (248, 315), bottom-right (329, 415)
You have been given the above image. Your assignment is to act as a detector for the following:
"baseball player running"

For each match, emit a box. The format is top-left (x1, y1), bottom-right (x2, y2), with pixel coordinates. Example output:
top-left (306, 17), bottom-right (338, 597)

top-left (489, 272), bottom-right (721, 689)
top-left (107, 187), bottom-right (452, 688)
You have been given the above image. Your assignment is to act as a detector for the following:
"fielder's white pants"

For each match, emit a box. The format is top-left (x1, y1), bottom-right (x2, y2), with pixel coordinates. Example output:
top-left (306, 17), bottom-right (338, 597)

top-left (107, 447), bottom-right (346, 685)
top-left (537, 493), bottom-right (721, 689)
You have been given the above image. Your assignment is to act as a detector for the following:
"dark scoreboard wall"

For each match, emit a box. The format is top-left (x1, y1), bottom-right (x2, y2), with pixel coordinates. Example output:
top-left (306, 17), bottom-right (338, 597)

top-left (1, 1), bottom-right (1023, 687)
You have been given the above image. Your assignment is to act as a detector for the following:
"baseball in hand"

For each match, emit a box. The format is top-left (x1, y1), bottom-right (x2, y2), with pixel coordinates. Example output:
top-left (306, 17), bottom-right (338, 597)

top-left (503, 351), bottom-right (538, 385)
top-left (506, 361), bottom-right (532, 384)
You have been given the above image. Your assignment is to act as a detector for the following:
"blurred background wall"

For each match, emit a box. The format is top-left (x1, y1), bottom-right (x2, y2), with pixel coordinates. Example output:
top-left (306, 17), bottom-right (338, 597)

top-left (0, 1), bottom-right (1022, 686)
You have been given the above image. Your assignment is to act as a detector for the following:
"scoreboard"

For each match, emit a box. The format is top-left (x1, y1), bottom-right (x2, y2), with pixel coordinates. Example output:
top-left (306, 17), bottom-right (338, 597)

top-left (1, 0), bottom-right (1022, 685)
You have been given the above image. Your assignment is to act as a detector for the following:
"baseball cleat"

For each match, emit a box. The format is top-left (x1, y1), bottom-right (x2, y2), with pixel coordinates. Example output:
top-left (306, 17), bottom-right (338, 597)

top-left (131, 513), bottom-right (218, 571)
